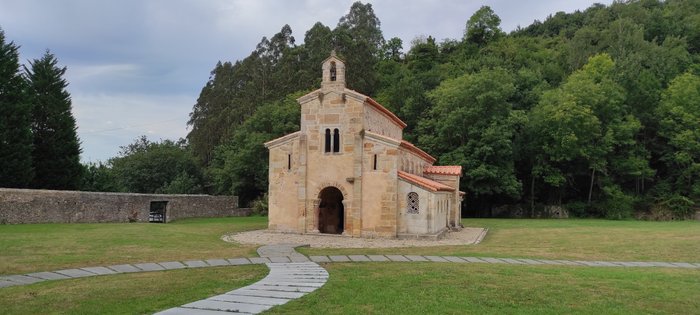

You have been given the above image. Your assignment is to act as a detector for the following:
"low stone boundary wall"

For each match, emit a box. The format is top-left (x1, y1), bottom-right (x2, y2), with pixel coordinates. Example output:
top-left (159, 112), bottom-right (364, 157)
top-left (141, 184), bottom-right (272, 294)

top-left (0, 188), bottom-right (250, 224)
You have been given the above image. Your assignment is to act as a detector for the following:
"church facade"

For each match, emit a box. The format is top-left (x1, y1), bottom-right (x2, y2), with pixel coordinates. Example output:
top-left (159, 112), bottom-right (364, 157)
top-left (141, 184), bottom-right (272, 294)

top-left (265, 52), bottom-right (464, 239)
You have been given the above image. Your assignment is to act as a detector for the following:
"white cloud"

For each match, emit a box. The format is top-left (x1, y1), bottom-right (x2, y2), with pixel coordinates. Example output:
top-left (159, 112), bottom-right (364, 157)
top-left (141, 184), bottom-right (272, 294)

top-left (1, 0), bottom-right (614, 163)
top-left (72, 93), bottom-right (192, 162)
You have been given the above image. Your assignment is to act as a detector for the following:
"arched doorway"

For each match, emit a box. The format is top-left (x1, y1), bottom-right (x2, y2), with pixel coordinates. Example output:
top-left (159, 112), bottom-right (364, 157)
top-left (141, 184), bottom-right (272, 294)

top-left (318, 187), bottom-right (344, 234)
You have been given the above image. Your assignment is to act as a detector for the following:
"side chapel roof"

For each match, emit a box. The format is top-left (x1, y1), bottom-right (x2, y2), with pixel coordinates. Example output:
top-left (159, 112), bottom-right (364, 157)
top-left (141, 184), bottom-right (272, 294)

top-left (398, 171), bottom-right (455, 192)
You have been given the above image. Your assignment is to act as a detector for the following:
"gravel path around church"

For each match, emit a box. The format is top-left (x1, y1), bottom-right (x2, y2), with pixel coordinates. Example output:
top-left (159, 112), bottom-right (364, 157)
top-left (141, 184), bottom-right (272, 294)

top-left (223, 228), bottom-right (487, 248)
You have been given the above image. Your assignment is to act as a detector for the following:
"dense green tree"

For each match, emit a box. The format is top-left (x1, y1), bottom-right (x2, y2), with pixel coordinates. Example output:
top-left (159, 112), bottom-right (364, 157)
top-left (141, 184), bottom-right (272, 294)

top-left (333, 1), bottom-right (384, 94)
top-left (0, 29), bottom-right (33, 188)
top-left (208, 93), bottom-right (301, 204)
top-left (181, 0), bottom-right (700, 217)
top-left (110, 137), bottom-right (203, 194)
top-left (464, 6), bottom-right (503, 46)
top-left (80, 162), bottom-right (120, 192)
top-left (656, 72), bottom-right (700, 206)
top-left (24, 51), bottom-right (82, 190)
top-left (422, 68), bottom-right (521, 202)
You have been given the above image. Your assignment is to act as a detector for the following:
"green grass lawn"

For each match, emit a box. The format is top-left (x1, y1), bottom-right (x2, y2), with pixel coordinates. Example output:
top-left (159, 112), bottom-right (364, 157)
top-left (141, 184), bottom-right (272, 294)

top-left (1, 217), bottom-right (699, 314)
top-left (0, 265), bottom-right (267, 315)
top-left (268, 262), bottom-right (700, 315)
top-left (301, 219), bottom-right (700, 262)
top-left (0, 216), bottom-right (267, 275)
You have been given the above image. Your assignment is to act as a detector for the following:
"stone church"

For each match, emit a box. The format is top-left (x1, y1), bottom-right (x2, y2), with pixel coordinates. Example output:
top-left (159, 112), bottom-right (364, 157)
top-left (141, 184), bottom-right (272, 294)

top-left (265, 52), bottom-right (464, 239)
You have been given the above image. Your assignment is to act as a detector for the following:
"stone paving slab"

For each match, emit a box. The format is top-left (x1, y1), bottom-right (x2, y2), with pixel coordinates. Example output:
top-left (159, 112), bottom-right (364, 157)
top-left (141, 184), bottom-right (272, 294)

top-left (81, 266), bottom-right (118, 275)
top-left (0, 279), bottom-right (19, 288)
top-left (205, 259), bottom-right (230, 267)
top-left (309, 256), bottom-right (331, 263)
top-left (133, 263), bottom-right (165, 272)
top-left (246, 284), bottom-right (317, 293)
top-left (517, 259), bottom-right (544, 265)
top-left (462, 257), bottom-right (489, 263)
top-left (500, 258), bottom-right (526, 264)
top-left (209, 293), bottom-right (290, 306)
top-left (26, 271), bottom-right (71, 280)
top-left (553, 260), bottom-right (583, 266)
top-left (265, 275), bottom-right (328, 281)
top-left (268, 257), bottom-right (291, 263)
top-left (443, 256), bottom-right (468, 263)
top-left (670, 262), bottom-right (697, 268)
top-left (158, 262), bottom-right (187, 270)
top-left (249, 257), bottom-right (271, 264)
top-left (386, 255), bottom-right (409, 262)
top-left (405, 255), bottom-right (428, 262)
top-left (108, 264), bottom-right (141, 273)
top-left (55, 268), bottom-right (96, 278)
top-left (227, 258), bottom-right (251, 265)
top-left (425, 256), bottom-right (449, 262)
top-left (328, 255), bottom-right (350, 262)
top-left (592, 261), bottom-right (622, 267)
top-left (368, 255), bottom-right (389, 262)
top-left (536, 259), bottom-right (564, 265)
top-left (256, 282), bottom-right (324, 289)
top-left (183, 300), bottom-right (271, 314)
top-left (348, 255), bottom-right (370, 262)
top-left (481, 257), bottom-right (507, 264)
top-left (155, 307), bottom-right (245, 315)
top-left (230, 288), bottom-right (307, 299)
top-left (649, 262), bottom-right (678, 268)
top-left (3, 275), bottom-right (43, 284)
top-left (183, 260), bottom-right (209, 268)
top-left (289, 256), bottom-right (310, 262)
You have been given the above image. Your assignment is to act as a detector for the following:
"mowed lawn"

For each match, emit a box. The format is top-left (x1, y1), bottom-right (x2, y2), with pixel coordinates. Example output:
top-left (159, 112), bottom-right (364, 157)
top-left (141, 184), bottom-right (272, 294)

top-left (0, 216), bottom-right (267, 275)
top-left (0, 265), bottom-right (267, 315)
top-left (1, 217), bottom-right (699, 314)
top-left (302, 219), bottom-right (700, 262)
top-left (269, 262), bottom-right (700, 315)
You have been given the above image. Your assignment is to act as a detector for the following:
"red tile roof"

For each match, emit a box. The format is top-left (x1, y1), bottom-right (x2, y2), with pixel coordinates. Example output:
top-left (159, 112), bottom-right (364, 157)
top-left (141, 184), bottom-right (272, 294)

top-left (398, 171), bottom-right (455, 192)
top-left (399, 140), bottom-right (437, 163)
top-left (424, 165), bottom-right (463, 176)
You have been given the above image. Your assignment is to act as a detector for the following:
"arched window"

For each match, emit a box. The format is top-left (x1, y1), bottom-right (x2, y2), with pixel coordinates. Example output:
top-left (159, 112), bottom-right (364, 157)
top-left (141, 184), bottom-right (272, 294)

top-left (333, 128), bottom-right (340, 153)
top-left (324, 128), bottom-right (331, 153)
top-left (407, 192), bottom-right (419, 214)
top-left (330, 62), bottom-right (337, 81)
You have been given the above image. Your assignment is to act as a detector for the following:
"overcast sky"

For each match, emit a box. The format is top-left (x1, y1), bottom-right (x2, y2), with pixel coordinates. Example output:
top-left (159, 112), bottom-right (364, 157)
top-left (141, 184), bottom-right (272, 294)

top-left (0, 0), bottom-right (612, 163)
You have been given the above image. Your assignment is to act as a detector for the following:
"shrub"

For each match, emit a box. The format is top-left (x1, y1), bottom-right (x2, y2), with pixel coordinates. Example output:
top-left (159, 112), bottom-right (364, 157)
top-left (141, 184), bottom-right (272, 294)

top-left (564, 201), bottom-right (589, 218)
top-left (595, 185), bottom-right (635, 220)
top-left (251, 193), bottom-right (269, 216)
top-left (659, 194), bottom-right (695, 219)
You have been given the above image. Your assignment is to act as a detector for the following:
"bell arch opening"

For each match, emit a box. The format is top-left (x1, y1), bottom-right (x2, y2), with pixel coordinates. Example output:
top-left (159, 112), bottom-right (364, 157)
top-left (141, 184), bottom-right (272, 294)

top-left (317, 186), bottom-right (344, 234)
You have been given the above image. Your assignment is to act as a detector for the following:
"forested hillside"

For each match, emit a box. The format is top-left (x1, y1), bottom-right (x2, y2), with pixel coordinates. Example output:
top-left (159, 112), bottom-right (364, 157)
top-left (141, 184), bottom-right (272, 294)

top-left (190, 0), bottom-right (700, 218)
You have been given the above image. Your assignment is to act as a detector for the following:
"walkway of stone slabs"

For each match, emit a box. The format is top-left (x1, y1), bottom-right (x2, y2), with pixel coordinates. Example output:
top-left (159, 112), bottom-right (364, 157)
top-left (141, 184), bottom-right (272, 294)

top-left (1, 244), bottom-right (699, 314)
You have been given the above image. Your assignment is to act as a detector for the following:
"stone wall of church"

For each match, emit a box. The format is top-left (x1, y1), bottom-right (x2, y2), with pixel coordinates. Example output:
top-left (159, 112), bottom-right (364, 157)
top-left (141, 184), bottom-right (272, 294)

top-left (425, 173), bottom-right (462, 227)
top-left (399, 149), bottom-right (432, 176)
top-left (301, 91), bottom-right (363, 235)
top-left (396, 181), bottom-right (450, 236)
top-left (267, 137), bottom-right (302, 233)
top-left (360, 137), bottom-right (399, 238)
top-left (364, 105), bottom-right (402, 140)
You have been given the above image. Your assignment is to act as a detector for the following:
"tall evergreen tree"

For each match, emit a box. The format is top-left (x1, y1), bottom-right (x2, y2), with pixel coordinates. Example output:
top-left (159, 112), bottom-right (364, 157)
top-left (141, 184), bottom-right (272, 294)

top-left (25, 51), bottom-right (82, 190)
top-left (0, 29), bottom-right (33, 188)
top-left (334, 1), bottom-right (384, 95)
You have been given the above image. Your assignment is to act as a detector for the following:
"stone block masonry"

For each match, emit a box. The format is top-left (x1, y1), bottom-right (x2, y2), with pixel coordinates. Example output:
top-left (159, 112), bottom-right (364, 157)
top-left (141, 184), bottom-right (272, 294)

top-left (0, 188), bottom-right (249, 224)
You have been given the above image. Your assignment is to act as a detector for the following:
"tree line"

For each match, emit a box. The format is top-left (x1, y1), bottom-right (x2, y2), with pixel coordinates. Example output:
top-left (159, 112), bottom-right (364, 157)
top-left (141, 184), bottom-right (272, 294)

top-left (185, 0), bottom-right (700, 219)
top-left (3, 1), bottom-right (699, 220)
